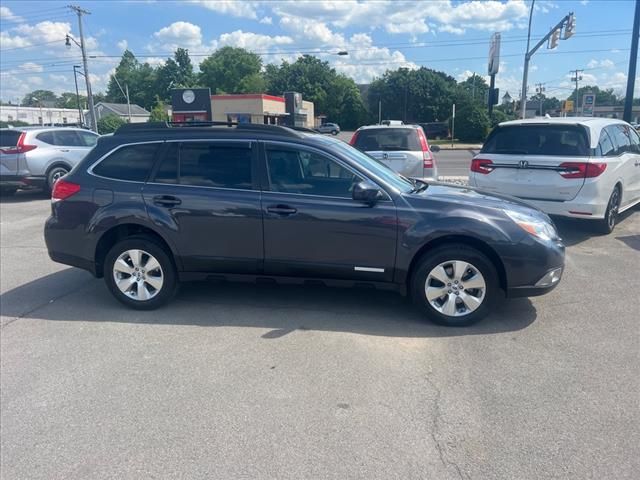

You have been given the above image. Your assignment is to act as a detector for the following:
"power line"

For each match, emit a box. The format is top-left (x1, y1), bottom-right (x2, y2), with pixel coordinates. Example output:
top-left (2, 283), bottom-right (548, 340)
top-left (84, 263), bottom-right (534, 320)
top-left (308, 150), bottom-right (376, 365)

top-left (0, 39), bottom-right (69, 52)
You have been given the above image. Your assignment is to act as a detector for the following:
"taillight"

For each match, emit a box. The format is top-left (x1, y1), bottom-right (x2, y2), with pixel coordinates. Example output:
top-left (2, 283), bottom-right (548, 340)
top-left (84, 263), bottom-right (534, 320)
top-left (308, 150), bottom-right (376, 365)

top-left (51, 179), bottom-right (81, 202)
top-left (471, 158), bottom-right (494, 174)
top-left (349, 130), bottom-right (359, 146)
top-left (423, 151), bottom-right (434, 168)
top-left (417, 128), bottom-right (434, 168)
top-left (558, 162), bottom-right (607, 179)
top-left (0, 132), bottom-right (37, 154)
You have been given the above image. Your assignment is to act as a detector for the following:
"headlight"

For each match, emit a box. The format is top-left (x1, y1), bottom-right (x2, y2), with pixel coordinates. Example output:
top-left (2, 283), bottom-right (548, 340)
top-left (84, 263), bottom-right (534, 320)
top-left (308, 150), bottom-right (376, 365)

top-left (504, 209), bottom-right (558, 241)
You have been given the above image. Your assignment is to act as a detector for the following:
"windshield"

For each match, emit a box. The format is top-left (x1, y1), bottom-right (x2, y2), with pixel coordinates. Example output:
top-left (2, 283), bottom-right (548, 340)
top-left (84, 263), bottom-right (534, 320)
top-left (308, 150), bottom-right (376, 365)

top-left (482, 125), bottom-right (590, 156)
top-left (310, 135), bottom-right (414, 192)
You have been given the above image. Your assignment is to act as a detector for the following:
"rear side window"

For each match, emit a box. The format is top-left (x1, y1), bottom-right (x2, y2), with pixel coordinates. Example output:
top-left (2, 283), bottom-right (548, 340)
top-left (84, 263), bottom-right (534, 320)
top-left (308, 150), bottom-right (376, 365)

top-left (482, 125), bottom-right (590, 156)
top-left (36, 131), bottom-right (56, 145)
top-left (93, 143), bottom-right (160, 182)
top-left (354, 128), bottom-right (421, 151)
top-left (597, 129), bottom-right (616, 156)
top-left (0, 130), bottom-right (21, 148)
top-left (606, 125), bottom-right (633, 155)
top-left (153, 142), bottom-right (253, 189)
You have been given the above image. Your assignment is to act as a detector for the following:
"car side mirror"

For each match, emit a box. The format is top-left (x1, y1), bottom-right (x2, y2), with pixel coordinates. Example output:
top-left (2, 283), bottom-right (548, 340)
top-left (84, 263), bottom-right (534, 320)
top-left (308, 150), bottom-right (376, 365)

top-left (430, 145), bottom-right (441, 153)
top-left (353, 181), bottom-right (383, 205)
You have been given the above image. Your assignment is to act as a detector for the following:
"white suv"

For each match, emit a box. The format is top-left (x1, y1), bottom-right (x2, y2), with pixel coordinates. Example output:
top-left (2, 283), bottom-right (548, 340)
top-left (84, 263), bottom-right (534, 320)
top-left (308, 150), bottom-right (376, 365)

top-left (469, 118), bottom-right (640, 233)
top-left (0, 127), bottom-right (99, 194)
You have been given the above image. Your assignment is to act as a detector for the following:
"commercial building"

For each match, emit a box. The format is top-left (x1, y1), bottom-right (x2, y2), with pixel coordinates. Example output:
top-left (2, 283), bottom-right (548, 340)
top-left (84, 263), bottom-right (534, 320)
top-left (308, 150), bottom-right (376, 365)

top-left (170, 89), bottom-right (317, 127)
top-left (0, 105), bottom-right (82, 126)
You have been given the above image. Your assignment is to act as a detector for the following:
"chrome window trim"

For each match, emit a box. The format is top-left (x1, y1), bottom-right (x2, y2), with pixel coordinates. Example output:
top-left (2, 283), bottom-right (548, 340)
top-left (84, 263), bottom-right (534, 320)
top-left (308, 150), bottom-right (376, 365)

top-left (145, 182), bottom-right (257, 194)
top-left (262, 140), bottom-right (393, 202)
top-left (87, 140), bottom-right (165, 184)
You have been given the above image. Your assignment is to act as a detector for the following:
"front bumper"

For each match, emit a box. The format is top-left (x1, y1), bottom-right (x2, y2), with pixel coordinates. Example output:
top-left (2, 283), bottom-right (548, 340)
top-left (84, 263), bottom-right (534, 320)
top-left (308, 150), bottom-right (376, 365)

top-left (507, 266), bottom-right (563, 297)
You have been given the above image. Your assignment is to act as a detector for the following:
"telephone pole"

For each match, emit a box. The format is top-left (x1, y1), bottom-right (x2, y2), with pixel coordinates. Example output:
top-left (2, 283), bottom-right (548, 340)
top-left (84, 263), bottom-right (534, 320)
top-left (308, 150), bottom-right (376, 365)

top-left (570, 69), bottom-right (583, 115)
top-left (68, 5), bottom-right (96, 132)
top-left (535, 83), bottom-right (546, 116)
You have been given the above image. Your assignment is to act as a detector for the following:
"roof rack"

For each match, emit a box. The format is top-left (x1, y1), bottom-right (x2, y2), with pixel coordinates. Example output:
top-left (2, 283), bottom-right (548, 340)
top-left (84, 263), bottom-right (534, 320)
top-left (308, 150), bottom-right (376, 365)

top-left (113, 121), bottom-right (307, 138)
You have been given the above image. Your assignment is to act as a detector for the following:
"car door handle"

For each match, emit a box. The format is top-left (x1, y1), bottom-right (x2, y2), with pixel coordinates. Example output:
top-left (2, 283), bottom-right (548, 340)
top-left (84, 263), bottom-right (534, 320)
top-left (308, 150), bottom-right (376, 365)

top-left (153, 195), bottom-right (181, 207)
top-left (267, 204), bottom-right (297, 216)
top-left (58, 149), bottom-right (70, 152)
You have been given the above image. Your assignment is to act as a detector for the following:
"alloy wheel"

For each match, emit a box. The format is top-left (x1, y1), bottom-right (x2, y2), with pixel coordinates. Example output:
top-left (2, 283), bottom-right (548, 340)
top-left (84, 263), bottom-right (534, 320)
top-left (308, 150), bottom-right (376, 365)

top-left (607, 188), bottom-right (620, 230)
top-left (112, 249), bottom-right (164, 301)
top-left (425, 260), bottom-right (486, 317)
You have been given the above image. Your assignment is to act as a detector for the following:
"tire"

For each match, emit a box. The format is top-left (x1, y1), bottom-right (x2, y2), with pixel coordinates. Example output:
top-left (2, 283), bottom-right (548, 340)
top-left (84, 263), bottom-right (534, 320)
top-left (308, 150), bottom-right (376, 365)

top-left (595, 186), bottom-right (621, 234)
top-left (46, 165), bottom-right (70, 192)
top-left (104, 236), bottom-right (177, 310)
top-left (410, 244), bottom-right (499, 327)
top-left (331, 130), bottom-right (338, 135)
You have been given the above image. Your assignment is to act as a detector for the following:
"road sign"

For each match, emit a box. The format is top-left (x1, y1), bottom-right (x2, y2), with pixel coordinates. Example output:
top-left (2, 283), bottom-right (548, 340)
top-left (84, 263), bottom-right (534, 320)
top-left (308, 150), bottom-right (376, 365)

top-left (488, 33), bottom-right (501, 75)
top-left (563, 100), bottom-right (574, 112)
top-left (582, 93), bottom-right (596, 116)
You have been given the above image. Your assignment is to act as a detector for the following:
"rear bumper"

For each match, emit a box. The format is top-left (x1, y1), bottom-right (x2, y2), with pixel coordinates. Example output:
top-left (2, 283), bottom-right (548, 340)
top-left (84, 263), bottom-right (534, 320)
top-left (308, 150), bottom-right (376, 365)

top-left (45, 215), bottom-right (98, 276)
top-left (0, 174), bottom-right (46, 188)
top-left (517, 198), bottom-right (608, 219)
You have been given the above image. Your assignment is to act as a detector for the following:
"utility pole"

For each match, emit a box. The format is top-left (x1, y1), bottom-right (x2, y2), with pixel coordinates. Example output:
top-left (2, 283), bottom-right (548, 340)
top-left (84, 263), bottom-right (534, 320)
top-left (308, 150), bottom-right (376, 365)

top-left (378, 98), bottom-right (382, 124)
top-left (72, 65), bottom-right (84, 126)
top-left (520, 3), bottom-right (575, 119)
top-left (471, 72), bottom-right (476, 100)
top-left (570, 69), bottom-right (583, 115)
top-left (69, 5), bottom-right (96, 132)
top-left (113, 76), bottom-right (132, 122)
top-left (536, 82), bottom-right (546, 116)
top-left (623, 0), bottom-right (639, 123)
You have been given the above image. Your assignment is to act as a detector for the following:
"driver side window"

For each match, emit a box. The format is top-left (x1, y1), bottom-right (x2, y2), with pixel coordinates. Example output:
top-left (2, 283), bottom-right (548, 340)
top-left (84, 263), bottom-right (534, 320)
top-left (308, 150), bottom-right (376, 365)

top-left (266, 147), bottom-right (362, 198)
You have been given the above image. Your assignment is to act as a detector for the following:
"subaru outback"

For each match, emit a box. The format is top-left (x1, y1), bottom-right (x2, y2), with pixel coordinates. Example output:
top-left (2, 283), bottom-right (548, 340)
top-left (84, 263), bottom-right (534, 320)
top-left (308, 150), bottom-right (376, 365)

top-left (45, 122), bottom-right (564, 326)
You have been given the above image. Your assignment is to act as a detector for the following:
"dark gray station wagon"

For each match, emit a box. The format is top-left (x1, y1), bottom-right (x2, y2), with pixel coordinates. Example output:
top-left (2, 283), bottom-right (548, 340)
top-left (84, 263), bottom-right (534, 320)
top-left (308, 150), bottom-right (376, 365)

top-left (45, 122), bottom-right (564, 326)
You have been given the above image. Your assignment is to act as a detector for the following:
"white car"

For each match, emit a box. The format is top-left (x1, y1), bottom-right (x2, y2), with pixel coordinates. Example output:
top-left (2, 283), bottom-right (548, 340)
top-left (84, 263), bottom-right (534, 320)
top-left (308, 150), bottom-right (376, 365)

top-left (469, 118), bottom-right (640, 233)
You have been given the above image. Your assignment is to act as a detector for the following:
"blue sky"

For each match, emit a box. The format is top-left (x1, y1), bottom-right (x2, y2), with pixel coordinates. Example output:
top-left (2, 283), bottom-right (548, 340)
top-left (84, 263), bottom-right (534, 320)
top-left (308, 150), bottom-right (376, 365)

top-left (0, 0), bottom-right (637, 103)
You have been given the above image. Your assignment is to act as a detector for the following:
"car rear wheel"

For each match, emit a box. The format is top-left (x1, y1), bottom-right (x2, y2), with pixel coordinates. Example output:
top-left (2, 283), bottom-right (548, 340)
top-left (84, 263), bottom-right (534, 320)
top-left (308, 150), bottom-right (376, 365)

top-left (411, 245), bottom-right (498, 326)
top-left (46, 166), bottom-right (69, 192)
top-left (104, 236), bottom-right (177, 310)
top-left (331, 130), bottom-right (338, 135)
top-left (595, 186), bottom-right (620, 234)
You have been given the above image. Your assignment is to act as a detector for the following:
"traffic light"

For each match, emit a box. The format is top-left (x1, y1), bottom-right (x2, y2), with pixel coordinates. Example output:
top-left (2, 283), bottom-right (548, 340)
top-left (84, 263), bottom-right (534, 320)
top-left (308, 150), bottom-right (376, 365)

top-left (491, 88), bottom-right (500, 105)
top-left (548, 27), bottom-right (561, 49)
top-left (564, 13), bottom-right (576, 39)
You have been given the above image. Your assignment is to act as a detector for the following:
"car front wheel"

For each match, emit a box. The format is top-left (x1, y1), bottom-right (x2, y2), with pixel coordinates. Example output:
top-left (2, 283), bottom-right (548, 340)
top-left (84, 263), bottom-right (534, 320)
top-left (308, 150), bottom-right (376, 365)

top-left (411, 244), bottom-right (499, 326)
top-left (104, 236), bottom-right (177, 310)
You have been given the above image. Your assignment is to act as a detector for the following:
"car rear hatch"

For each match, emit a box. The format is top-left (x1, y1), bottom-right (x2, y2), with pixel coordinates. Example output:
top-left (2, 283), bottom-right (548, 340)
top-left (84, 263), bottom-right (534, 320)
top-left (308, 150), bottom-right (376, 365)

top-left (0, 129), bottom-right (24, 177)
top-left (351, 127), bottom-right (430, 177)
top-left (471, 124), bottom-right (593, 202)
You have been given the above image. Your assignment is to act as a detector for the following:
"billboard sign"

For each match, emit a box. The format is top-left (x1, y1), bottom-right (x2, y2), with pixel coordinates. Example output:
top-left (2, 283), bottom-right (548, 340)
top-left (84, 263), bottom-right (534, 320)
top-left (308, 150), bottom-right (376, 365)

top-left (488, 33), bottom-right (501, 76)
top-left (582, 93), bottom-right (596, 116)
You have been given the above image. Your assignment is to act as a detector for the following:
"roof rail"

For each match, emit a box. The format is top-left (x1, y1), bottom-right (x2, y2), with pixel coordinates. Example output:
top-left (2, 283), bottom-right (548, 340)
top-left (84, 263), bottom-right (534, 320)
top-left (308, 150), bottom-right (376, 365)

top-left (113, 121), bottom-right (305, 138)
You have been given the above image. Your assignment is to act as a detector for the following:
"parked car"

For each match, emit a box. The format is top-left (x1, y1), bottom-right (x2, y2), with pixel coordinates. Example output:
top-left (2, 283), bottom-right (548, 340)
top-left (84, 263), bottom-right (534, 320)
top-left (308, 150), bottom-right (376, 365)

top-left (45, 122), bottom-right (564, 326)
top-left (469, 118), bottom-right (640, 233)
top-left (0, 126), bottom-right (99, 194)
top-left (349, 124), bottom-right (440, 180)
top-left (317, 122), bottom-right (341, 135)
top-left (419, 122), bottom-right (450, 140)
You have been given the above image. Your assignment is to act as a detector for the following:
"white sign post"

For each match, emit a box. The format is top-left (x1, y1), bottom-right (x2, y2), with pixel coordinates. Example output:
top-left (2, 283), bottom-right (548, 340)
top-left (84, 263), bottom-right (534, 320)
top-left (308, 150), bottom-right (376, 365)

top-left (451, 103), bottom-right (456, 147)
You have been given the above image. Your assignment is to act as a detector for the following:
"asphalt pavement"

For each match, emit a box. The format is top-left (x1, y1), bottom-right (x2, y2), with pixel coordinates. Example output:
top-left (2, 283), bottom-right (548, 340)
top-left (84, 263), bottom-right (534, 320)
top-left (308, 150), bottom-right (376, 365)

top-left (1, 190), bottom-right (639, 480)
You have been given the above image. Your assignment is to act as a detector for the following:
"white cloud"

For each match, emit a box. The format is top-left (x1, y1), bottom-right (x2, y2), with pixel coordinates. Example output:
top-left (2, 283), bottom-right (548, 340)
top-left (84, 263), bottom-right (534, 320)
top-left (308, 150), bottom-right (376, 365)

top-left (0, 6), bottom-right (22, 22)
top-left (190, 0), bottom-right (258, 19)
top-left (271, 0), bottom-right (529, 36)
top-left (213, 30), bottom-right (294, 51)
top-left (439, 24), bottom-right (465, 35)
top-left (117, 39), bottom-right (128, 51)
top-left (1, 20), bottom-right (99, 51)
top-left (279, 16), bottom-right (341, 44)
top-left (586, 58), bottom-right (615, 69)
top-left (153, 21), bottom-right (203, 50)
top-left (259, 16), bottom-right (273, 25)
top-left (26, 76), bottom-right (43, 86)
top-left (19, 62), bottom-right (43, 72)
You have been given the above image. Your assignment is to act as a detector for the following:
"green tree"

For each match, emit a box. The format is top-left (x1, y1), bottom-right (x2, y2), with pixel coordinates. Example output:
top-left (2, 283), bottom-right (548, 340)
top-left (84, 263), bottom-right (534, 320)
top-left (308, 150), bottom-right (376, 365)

top-left (174, 48), bottom-right (195, 86)
top-left (454, 98), bottom-right (490, 142)
top-left (97, 114), bottom-right (126, 134)
top-left (56, 92), bottom-right (87, 109)
top-left (569, 85), bottom-right (622, 107)
top-left (22, 90), bottom-right (58, 107)
top-left (367, 67), bottom-right (457, 123)
top-left (149, 96), bottom-right (169, 122)
top-left (489, 109), bottom-right (513, 128)
top-left (458, 74), bottom-right (489, 105)
top-left (529, 93), bottom-right (561, 115)
top-left (199, 46), bottom-right (263, 94)
top-left (265, 55), bottom-right (367, 128)
top-left (106, 50), bottom-right (157, 110)
top-left (155, 48), bottom-right (197, 100)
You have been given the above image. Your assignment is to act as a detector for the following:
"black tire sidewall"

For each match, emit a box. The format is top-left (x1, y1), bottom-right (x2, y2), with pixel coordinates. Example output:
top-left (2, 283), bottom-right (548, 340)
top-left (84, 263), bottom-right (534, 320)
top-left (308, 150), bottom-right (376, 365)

top-left (411, 245), bottom-right (498, 326)
top-left (332, 130), bottom-right (338, 135)
top-left (598, 187), bottom-right (620, 234)
top-left (104, 237), bottom-right (177, 310)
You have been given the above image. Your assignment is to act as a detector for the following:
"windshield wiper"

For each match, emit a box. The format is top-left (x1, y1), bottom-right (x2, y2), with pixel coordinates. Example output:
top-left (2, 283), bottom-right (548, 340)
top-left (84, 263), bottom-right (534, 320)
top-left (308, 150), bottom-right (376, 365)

top-left (407, 177), bottom-right (429, 193)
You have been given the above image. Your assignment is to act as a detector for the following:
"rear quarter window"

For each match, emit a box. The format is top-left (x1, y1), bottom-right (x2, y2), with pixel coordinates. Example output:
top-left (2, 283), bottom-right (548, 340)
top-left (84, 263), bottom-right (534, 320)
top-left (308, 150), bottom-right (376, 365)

top-left (354, 128), bottom-right (421, 151)
top-left (92, 143), bottom-right (161, 182)
top-left (482, 125), bottom-right (590, 156)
